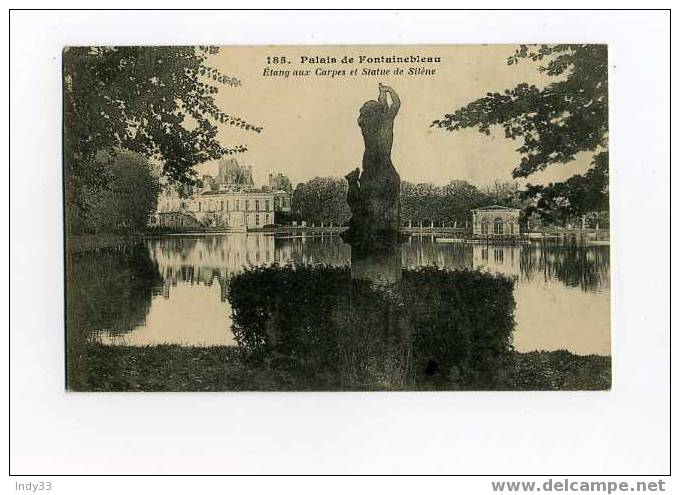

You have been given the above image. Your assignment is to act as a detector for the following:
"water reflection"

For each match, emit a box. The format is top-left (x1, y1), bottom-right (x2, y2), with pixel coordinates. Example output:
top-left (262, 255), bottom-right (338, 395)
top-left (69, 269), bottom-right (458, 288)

top-left (67, 234), bottom-right (610, 356)
top-left (66, 243), bottom-right (163, 345)
top-left (518, 245), bottom-right (610, 292)
top-left (351, 241), bottom-right (402, 283)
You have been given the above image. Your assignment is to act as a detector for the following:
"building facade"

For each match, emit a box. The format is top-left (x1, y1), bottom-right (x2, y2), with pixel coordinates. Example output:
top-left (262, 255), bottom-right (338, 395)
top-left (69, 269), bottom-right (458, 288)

top-left (471, 205), bottom-right (521, 239)
top-left (151, 158), bottom-right (292, 231)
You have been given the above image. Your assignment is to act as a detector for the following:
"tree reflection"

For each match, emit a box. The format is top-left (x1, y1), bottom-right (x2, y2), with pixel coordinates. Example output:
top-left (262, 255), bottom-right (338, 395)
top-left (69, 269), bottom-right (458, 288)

top-left (66, 243), bottom-right (162, 350)
top-left (519, 245), bottom-right (610, 292)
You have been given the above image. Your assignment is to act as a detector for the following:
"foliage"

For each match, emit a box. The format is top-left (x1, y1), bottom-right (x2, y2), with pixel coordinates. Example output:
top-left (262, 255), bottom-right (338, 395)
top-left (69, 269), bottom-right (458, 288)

top-left (522, 152), bottom-right (609, 225)
top-left (74, 151), bottom-right (160, 234)
top-left (292, 177), bottom-right (351, 226)
top-left (404, 266), bottom-right (516, 388)
top-left (482, 180), bottom-right (522, 207)
top-left (64, 46), bottom-right (260, 231)
top-left (401, 179), bottom-right (520, 226)
top-left (227, 264), bottom-right (515, 389)
top-left (291, 176), bottom-right (526, 227)
top-left (274, 210), bottom-right (302, 226)
top-left (433, 44), bottom-right (608, 221)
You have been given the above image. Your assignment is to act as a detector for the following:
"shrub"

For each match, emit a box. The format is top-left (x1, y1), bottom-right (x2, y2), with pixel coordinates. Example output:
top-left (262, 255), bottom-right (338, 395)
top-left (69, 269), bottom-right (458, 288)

top-left (227, 264), bottom-right (515, 389)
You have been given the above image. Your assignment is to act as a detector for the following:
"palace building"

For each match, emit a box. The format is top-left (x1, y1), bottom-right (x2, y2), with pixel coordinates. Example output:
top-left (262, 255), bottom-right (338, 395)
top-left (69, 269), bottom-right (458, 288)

top-left (151, 158), bottom-right (292, 231)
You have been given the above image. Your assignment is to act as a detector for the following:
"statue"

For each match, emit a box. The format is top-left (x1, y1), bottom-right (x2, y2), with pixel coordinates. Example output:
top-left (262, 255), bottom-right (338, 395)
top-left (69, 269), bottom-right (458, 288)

top-left (345, 84), bottom-right (401, 244)
top-left (344, 84), bottom-right (402, 283)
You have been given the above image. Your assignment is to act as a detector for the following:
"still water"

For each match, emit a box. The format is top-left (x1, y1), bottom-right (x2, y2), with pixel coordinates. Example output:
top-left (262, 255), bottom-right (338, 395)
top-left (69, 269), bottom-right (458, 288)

top-left (72, 233), bottom-right (610, 356)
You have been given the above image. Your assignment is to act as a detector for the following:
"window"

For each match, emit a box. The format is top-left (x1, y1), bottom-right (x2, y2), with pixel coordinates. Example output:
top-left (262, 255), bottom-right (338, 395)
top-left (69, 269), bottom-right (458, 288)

top-left (494, 217), bottom-right (504, 235)
top-left (481, 220), bottom-right (489, 235)
top-left (245, 200), bottom-right (250, 211)
top-left (265, 200), bottom-right (270, 212)
top-left (236, 200), bottom-right (239, 211)
top-left (255, 214), bottom-right (260, 227)
top-left (220, 201), bottom-right (224, 211)
top-left (198, 202), bottom-right (202, 212)
top-left (255, 200), bottom-right (260, 212)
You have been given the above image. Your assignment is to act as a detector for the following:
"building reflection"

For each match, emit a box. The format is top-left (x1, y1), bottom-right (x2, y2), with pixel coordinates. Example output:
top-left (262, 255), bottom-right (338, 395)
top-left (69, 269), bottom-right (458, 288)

top-left (279, 232), bottom-right (351, 267)
top-left (150, 234), bottom-right (278, 300)
top-left (148, 235), bottom-right (609, 297)
top-left (149, 233), bottom-right (357, 301)
top-left (473, 245), bottom-right (519, 277)
top-left (401, 238), bottom-right (472, 270)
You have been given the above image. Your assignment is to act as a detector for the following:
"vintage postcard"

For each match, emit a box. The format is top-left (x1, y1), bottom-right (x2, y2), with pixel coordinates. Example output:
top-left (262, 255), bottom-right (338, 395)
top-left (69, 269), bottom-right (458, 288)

top-left (64, 45), bottom-right (610, 391)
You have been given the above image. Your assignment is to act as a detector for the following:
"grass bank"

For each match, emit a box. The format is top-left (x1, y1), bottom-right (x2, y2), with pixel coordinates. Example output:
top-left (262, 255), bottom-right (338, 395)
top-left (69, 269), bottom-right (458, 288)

top-left (68, 344), bottom-right (611, 392)
top-left (66, 232), bottom-right (148, 253)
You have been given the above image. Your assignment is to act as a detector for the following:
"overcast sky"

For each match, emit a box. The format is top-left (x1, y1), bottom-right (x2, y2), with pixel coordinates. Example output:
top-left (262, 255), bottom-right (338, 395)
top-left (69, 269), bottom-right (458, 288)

top-left (195, 45), bottom-right (593, 188)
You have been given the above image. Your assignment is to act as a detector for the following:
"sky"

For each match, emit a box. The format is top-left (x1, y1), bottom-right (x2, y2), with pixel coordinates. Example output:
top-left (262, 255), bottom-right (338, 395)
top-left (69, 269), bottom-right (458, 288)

top-left (194, 45), bottom-right (593, 188)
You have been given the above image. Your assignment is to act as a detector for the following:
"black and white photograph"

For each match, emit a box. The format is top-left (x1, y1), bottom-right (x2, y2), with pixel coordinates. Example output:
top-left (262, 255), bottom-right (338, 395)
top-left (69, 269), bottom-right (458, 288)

top-left (8, 8), bottom-right (671, 487)
top-left (64, 44), bottom-right (611, 392)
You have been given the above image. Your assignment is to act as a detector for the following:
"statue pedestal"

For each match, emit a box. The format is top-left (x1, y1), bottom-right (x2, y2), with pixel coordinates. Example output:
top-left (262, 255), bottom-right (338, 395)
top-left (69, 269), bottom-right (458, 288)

top-left (344, 165), bottom-right (401, 244)
top-left (357, 166), bottom-right (401, 233)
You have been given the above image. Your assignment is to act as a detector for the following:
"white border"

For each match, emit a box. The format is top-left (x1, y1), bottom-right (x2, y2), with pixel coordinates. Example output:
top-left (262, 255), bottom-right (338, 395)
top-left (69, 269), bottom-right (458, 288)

top-left (8, 10), bottom-right (671, 478)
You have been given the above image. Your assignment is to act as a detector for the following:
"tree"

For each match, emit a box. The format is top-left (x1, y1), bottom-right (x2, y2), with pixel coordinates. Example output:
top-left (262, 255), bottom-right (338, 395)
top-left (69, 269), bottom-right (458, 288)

top-left (401, 180), bottom-right (488, 226)
top-left (63, 46), bottom-right (261, 230)
top-left (401, 182), bottom-right (441, 225)
top-left (292, 177), bottom-right (351, 226)
top-left (79, 151), bottom-right (160, 234)
top-left (443, 180), bottom-right (489, 224)
top-left (433, 44), bottom-right (608, 220)
top-left (482, 180), bottom-right (522, 208)
top-left (523, 152), bottom-right (609, 226)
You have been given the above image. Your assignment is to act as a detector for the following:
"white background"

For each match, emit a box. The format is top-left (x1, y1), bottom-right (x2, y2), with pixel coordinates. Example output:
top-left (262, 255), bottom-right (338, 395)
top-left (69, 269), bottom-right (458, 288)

top-left (6, 7), bottom-right (672, 489)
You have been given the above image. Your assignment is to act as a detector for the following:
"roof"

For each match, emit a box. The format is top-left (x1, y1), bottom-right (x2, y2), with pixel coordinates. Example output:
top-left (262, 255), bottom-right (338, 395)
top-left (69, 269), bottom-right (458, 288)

top-left (219, 157), bottom-right (241, 173)
top-left (199, 188), bottom-right (268, 196)
top-left (472, 205), bottom-right (521, 211)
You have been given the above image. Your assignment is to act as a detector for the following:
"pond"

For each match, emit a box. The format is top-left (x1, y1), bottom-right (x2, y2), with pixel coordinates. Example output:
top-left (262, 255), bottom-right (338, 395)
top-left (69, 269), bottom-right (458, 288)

top-left (68, 233), bottom-right (609, 354)
top-left (66, 233), bottom-right (610, 390)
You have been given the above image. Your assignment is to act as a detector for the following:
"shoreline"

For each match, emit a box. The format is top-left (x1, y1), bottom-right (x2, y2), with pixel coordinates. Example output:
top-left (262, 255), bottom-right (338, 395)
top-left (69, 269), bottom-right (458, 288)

top-left (66, 230), bottom-right (611, 254)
